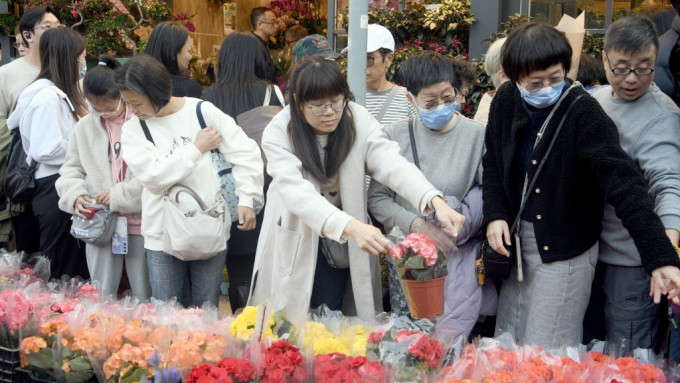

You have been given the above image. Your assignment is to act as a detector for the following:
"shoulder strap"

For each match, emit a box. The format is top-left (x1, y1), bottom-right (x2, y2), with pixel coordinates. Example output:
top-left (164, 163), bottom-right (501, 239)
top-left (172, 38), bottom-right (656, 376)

top-left (407, 116), bottom-right (420, 169)
top-left (263, 85), bottom-right (272, 107)
top-left (273, 84), bottom-right (285, 106)
top-left (376, 85), bottom-right (399, 123)
top-left (509, 93), bottom-right (585, 233)
top-left (140, 120), bottom-right (155, 146)
top-left (196, 101), bottom-right (207, 129)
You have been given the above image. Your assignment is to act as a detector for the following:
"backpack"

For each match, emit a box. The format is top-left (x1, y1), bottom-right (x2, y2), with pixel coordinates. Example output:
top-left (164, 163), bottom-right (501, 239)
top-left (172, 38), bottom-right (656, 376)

top-left (4, 128), bottom-right (37, 204)
top-left (236, 84), bottom-right (284, 188)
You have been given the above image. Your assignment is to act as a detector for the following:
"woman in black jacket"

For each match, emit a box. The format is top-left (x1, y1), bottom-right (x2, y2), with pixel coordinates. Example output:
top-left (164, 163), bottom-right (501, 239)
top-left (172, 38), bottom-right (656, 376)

top-left (483, 21), bottom-right (680, 348)
top-left (201, 32), bottom-right (282, 312)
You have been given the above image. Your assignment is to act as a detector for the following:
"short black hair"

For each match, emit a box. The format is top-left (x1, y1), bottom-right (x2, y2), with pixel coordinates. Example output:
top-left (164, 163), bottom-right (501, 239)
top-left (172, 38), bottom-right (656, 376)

top-left (398, 50), bottom-right (455, 97)
top-left (604, 15), bottom-right (659, 56)
top-left (84, 55), bottom-right (121, 101)
top-left (19, 5), bottom-right (59, 49)
top-left (672, 0), bottom-right (680, 15)
top-left (144, 21), bottom-right (189, 76)
top-left (374, 47), bottom-right (393, 59)
top-left (450, 58), bottom-right (477, 92)
top-left (250, 7), bottom-right (271, 29)
top-left (116, 54), bottom-right (172, 113)
top-left (501, 22), bottom-right (572, 84)
top-left (577, 53), bottom-right (607, 87)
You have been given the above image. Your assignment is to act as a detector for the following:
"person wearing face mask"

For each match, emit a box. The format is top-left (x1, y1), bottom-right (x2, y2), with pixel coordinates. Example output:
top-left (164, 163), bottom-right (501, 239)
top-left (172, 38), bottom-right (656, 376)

top-left (483, 22), bottom-right (680, 349)
top-left (56, 56), bottom-right (151, 301)
top-left (7, 27), bottom-right (89, 280)
top-left (450, 57), bottom-right (478, 114)
top-left (368, 51), bottom-right (496, 339)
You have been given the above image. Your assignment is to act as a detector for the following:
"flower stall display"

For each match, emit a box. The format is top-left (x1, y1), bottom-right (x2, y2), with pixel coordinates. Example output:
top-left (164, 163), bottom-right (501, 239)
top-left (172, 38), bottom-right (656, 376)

top-left (256, 339), bottom-right (307, 383)
top-left (301, 321), bottom-right (369, 357)
top-left (187, 358), bottom-right (256, 383)
top-left (366, 326), bottom-right (444, 382)
top-left (388, 231), bottom-right (449, 318)
top-left (313, 353), bottom-right (385, 383)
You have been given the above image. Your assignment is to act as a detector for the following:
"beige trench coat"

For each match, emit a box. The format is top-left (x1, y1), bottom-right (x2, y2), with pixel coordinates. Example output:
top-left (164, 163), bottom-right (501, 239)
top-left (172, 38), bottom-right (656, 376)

top-left (249, 103), bottom-right (441, 321)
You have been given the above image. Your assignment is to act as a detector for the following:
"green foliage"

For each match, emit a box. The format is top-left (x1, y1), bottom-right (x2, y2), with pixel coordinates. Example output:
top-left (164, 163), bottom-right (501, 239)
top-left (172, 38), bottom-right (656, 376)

top-left (0, 13), bottom-right (18, 36)
top-left (388, 38), bottom-right (466, 85)
top-left (464, 58), bottom-right (493, 118)
top-left (365, 1), bottom-right (474, 46)
top-left (582, 31), bottom-right (604, 57)
top-left (486, 13), bottom-right (530, 44)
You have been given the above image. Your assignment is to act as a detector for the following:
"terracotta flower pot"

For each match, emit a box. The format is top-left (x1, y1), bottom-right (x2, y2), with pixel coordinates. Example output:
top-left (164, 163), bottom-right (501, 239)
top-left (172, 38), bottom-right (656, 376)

top-left (401, 277), bottom-right (445, 319)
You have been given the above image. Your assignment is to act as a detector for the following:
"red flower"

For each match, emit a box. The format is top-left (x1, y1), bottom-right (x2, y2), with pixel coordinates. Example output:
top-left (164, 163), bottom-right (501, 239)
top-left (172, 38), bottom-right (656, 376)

top-left (367, 329), bottom-right (386, 344)
top-left (407, 334), bottom-right (443, 368)
top-left (216, 358), bottom-right (256, 383)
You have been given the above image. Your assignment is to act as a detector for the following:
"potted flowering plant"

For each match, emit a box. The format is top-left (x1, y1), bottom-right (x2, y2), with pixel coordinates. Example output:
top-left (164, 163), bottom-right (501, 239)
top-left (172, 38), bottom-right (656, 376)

top-left (256, 339), bottom-right (307, 383)
top-left (187, 358), bottom-right (256, 383)
top-left (389, 231), bottom-right (448, 318)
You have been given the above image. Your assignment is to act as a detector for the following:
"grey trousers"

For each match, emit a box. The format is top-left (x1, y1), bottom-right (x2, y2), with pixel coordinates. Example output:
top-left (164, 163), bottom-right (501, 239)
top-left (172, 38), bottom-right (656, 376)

top-left (85, 234), bottom-right (151, 301)
top-left (495, 220), bottom-right (597, 348)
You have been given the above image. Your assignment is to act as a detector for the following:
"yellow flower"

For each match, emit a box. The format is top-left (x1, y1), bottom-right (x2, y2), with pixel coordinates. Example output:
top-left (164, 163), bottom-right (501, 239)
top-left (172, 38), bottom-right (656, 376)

top-left (339, 325), bottom-right (369, 356)
top-left (61, 360), bottom-right (71, 373)
top-left (229, 306), bottom-right (276, 341)
top-left (20, 336), bottom-right (47, 355)
top-left (313, 337), bottom-right (349, 355)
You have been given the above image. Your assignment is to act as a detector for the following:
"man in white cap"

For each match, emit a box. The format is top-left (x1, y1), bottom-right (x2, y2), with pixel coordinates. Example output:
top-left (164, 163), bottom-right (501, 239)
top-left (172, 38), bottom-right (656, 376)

top-left (343, 24), bottom-right (415, 125)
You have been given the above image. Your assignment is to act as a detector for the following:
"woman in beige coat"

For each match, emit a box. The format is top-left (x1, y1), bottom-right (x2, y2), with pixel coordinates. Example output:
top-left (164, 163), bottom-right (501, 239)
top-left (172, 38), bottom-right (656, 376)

top-left (56, 56), bottom-right (150, 300)
top-left (249, 57), bottom-right (465, 321)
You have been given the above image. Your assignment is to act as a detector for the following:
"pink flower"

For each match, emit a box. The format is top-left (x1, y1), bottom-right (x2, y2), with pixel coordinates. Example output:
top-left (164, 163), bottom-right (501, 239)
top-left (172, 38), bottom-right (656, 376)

top-left (390, 244), bottom-right (405, 260)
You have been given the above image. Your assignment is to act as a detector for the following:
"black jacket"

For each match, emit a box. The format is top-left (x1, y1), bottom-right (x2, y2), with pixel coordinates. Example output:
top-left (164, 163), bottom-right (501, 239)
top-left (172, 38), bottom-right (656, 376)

top-left (482, 80), bottom-right (680, 273)
top-left (171, 74), bottom-right (203, 98)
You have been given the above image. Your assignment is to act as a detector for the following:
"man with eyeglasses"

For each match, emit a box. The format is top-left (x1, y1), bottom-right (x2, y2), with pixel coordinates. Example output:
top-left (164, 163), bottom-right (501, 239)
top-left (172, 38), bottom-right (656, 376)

top-left (582, 15), bottom-right (680, 356)
top-left (250, 6), bottom-right (278, 83)
top-left (0, 6), bottom-right (60, 252)
top-left (342, 24), bottom-right (415, 126)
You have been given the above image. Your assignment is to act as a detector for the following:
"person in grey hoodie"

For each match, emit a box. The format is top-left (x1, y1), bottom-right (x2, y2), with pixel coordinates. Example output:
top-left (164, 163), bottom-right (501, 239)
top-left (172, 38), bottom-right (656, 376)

top-left (7, 27), bottom-right (89, 280)
top-left (584, 15), bottom-right (680, 355)
top-left (368, 51), bottom-right (497, 340)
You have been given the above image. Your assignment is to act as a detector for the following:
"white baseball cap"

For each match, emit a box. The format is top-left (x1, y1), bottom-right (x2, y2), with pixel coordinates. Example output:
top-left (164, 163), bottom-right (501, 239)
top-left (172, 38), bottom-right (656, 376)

top-left (341, 24), bottom-right (395, 54)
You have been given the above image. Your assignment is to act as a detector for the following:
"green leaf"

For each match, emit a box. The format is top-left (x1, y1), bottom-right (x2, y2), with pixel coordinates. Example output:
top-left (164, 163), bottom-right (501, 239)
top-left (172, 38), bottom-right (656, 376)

top-left (404, 256), bottom-right (426, 270)
top-left (69, 356), bottom-right (92, 372)
top-left (122, 367), bottom-right (150, 383)
top-left (27, 348), bottom-right (55, 370)
top-left (121, 335), bottom-right (140, 347)
top-left (411, 267), bottom-right (435, 282)
top-left (64, 370), bottom-right (95, 383)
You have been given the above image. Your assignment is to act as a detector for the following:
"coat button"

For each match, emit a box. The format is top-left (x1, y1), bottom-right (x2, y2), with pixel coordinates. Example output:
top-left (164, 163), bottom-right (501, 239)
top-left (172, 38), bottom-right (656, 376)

top-left (535, 188), bottom-right (541, 194)
top-left (543, 245), bottom-right (549, 251)
top-left (531, 160), bottom-right (538, 165)
top-left (536, 214), bottom-right (542, 220)
top-left (537, 132), bottom-right (543, 138)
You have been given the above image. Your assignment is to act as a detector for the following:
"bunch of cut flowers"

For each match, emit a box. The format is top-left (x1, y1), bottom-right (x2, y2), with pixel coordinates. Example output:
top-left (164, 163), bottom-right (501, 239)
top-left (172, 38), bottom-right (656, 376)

top-left (366, 326), bottom-right (443, 382)
top-left (187, 357), bottom-right (256, 383)
top-left (313, 353), bottom-right (385, 383)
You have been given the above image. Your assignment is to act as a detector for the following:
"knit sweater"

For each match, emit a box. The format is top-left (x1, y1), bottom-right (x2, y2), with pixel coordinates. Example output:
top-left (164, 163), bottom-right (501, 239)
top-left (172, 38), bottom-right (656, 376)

top-left (594, 85), bottom-right (680, 266)
top-left (482, 80), bottom-right (680, 273)
top-left (121, 98), bottom-right (264, 251)
top-left (368, 114), bottom-right (484, 233)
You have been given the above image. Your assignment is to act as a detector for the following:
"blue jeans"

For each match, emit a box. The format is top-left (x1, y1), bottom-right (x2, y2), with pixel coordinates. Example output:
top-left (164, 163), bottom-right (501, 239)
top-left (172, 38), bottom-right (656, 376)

top-left (671, 314), bottom-right (680, 364)
top-left (310, 245), bottom-right (349, 311)
top-left (145, 249), bottom-right (226, 308)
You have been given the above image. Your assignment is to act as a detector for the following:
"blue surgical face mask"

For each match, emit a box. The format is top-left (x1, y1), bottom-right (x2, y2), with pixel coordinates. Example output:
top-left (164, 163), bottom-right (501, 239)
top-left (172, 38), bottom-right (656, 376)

top-left (518, 80), bottom-right (565, 108)
top-left (78, 59), bottom-right (87, 80)
top-left (454, 102), bottom-right (462, 113)
top-left (416, 101), bottom-right (458, 131)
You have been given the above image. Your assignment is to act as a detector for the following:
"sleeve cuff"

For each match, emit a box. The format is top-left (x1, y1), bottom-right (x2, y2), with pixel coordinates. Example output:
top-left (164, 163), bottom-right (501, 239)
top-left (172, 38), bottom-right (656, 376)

top-left (321, 210), bottom-right (353, 243)
top-left (237, 196), bottom-right (254, 208)
top-left (394, 210), bottom-right (419, 235)
top-left (421, 190), bottom-right (444, 215)
top-left (660, 214), bottom-right (680, 233)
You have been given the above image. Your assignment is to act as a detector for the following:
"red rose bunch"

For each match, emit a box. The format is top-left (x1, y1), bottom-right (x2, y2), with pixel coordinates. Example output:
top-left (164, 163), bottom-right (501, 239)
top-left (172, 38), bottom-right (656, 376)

top-left (259, 339), bottom-right (307, 383)
top-left (187, 358), bottom-right (256, 383)
top-left (313, 353), bottom-right (385, 383)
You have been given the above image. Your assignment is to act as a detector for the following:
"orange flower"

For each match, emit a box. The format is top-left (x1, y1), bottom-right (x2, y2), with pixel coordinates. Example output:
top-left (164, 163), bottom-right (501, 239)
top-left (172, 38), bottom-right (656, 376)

top-left (20, 336), bottom-right (47, 355)
top-left (39, 318), bottom-right (70, 337)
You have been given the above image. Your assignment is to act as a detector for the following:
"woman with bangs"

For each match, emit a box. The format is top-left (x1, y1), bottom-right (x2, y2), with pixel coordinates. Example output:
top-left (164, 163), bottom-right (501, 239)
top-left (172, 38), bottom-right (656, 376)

top-left (249, 56), bottom-right (466, 321)
top-left (483, 22), bottom-right (680, 348)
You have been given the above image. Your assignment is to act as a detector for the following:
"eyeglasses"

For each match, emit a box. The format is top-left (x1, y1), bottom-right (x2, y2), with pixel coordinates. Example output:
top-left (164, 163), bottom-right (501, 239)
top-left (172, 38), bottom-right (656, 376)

top-left (606, 61), bottom-right (655, 76)
top-left (518, 76), bottom-right (565, 94)
top-left (13, 42), bottom-right (26, 49)
top-left (366, 54), bottom-right (383, 68)
top-left (34, 21), bottom-right (61, 31)
top-left (410, 91), bottom-right (458, 112)
top-left (306, 98), bottom-right (347, 116)
top-left (92, 99), bottom-right (122, 118)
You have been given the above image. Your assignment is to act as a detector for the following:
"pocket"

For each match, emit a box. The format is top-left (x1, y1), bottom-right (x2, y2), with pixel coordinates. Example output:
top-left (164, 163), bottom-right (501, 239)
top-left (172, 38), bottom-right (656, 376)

top-left (267, 220), bottom-right (302, 276)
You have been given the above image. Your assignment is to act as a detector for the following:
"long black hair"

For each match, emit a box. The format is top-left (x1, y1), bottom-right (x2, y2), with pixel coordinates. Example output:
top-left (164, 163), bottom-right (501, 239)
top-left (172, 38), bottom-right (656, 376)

top-left (145, 21), bottom-right (189, 76)
top-left (288, 57), bottom-right (355, 183)
top-left (37, 27), bottom-right (87, 119)
top-left (209, 31), bottom-right (271, 117)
